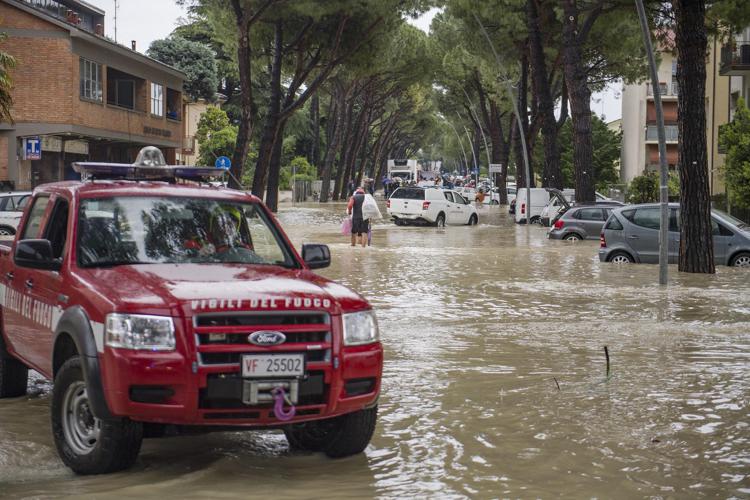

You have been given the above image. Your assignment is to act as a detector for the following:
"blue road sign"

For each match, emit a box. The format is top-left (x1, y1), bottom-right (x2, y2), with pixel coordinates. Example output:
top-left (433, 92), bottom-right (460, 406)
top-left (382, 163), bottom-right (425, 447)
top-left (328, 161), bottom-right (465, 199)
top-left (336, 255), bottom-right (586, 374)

top-left (472, 168), bottom-right (479, 175)
top-left (215, 156), bottom-right (232, 169)
top-left (25, 137), bottom-right (41, 160)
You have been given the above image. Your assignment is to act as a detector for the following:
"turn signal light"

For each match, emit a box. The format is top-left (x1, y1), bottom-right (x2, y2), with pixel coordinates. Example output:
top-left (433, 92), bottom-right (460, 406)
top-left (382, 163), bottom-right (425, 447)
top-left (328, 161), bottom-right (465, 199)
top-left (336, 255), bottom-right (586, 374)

top-left (553, 219), bottom-right (565, 230)
top-left (422, 201), bottom-right (431, 210)
top-left (600, 233), bottom-right (606, 248)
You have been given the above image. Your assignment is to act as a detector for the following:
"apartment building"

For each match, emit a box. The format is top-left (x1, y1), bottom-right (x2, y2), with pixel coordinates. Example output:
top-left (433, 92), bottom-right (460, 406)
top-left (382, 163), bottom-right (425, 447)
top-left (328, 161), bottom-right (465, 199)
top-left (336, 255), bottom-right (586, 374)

top-left (720, 26), bottom-right (750, 117)
top-left (620, 36), bottom-right (730, 195)
top-left (0, 0), bottom-right (186, 189)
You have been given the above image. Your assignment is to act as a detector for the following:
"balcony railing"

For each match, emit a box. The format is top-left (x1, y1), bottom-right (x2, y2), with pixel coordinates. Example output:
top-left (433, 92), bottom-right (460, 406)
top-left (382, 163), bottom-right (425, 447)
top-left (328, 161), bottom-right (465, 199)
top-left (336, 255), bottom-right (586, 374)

top-left (645, 125), bottom-right (679, 142)
top-left (646, 82), bottom-right (679, 97)
top-left (720, 40), bottom-right (750, 75)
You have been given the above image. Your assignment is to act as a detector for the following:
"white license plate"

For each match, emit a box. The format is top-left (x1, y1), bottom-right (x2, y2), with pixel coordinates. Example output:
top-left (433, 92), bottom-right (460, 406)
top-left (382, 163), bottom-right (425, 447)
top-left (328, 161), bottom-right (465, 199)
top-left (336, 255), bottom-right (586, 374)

top-left (241, 354), bottom-right (305, 378)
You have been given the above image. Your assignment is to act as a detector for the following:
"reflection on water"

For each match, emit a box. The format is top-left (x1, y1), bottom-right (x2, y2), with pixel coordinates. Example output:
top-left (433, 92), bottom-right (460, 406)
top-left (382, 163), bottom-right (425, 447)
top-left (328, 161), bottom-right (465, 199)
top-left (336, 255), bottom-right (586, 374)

top-left (1, 202), bottom-right (749, 498)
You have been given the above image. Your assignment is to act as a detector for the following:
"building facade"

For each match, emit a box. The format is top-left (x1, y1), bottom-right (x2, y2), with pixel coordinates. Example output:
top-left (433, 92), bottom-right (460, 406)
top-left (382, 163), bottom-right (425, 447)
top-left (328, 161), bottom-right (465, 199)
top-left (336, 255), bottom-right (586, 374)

top-left (721, 26), bottom-right (750, 117)
top-left (0, 0), bottom-right (186, 189)
top-left (620, 37), bottom-right (730, 196)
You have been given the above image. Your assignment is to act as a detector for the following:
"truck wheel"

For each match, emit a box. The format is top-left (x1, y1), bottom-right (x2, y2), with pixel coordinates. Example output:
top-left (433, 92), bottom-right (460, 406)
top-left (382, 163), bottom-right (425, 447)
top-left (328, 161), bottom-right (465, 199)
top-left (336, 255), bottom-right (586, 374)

top-left (0, 335), bottom-right (28, 398)
top-left (434, 213), bottom-right (446, 227)
top-left (51, 357), bottom-right (143, 475)
top-left (285, 406), bottom-right (378, 458)
top-left (467, 214), bottom-right (478, 226)
top-left (0, 226), bottom-right (15, 236)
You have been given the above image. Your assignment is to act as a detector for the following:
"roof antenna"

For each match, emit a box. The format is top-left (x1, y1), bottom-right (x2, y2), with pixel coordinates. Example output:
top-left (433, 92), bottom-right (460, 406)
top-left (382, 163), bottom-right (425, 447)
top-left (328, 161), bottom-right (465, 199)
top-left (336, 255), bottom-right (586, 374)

top-left (113, 0), bottom-right (118, 42)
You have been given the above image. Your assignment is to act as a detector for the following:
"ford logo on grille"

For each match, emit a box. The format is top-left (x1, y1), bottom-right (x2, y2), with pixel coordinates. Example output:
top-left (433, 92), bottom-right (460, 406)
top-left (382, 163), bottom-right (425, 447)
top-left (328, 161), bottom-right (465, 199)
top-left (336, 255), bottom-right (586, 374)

top-left (248, 331), bottom-right (286, 346)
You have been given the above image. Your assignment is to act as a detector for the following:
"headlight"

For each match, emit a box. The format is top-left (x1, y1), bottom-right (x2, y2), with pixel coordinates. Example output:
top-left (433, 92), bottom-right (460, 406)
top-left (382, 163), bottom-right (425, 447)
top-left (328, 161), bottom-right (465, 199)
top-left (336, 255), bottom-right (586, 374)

top-left (342, 310), bottom-right (379, 346)
top-left (105, 313), bottom-right (175, 351)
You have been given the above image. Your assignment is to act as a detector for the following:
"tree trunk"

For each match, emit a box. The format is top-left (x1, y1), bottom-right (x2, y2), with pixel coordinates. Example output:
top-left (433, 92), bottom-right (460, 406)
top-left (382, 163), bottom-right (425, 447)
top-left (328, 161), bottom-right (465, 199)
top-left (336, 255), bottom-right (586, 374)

top-left (310, 92), bottom-right (320, 168)
top-left (514, 46), bottom-right (535, 188)
top-left (333, 95), bottom-right (356, 200)
top-left (674, 0), bottom-right (714, 273)
top-left (562, 0), bottom-right (595, 203)
top-left (527, 0), bottom-right (562, 189)
top-left (229, 17), bottom-right (253, 189)
top-left (319, 88), bottom-right (345, 203)
top-left (264, 118), bottom-right (286, 211)
top-left (489, 100), bottom-right (509, 203)
top-left (251, 21), bottom-right (283, 198)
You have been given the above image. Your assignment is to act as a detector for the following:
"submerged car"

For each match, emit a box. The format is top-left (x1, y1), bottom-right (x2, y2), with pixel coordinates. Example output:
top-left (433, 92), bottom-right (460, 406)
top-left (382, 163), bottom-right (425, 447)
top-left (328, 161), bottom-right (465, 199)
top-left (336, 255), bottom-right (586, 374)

top-left (548, 203), bottom-right (625, 241)
top-left (599, 203), bottom-right (750, 267)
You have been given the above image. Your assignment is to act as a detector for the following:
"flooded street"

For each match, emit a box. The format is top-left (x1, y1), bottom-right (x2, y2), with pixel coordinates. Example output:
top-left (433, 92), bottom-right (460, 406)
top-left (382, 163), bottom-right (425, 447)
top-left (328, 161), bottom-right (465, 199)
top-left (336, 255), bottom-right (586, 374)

top-left (2, 203), bottom-right (749, 498)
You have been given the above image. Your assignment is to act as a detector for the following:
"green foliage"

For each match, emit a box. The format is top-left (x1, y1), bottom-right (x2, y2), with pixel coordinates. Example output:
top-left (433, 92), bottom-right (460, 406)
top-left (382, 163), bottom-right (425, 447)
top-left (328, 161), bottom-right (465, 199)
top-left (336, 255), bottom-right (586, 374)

top-left (196, 107), bottom-right (230, 145)
top-left (280, 156), bottom-right (317, 190)
top-left (719, 97), bottom-right (750, 209)
top-left (147, 35), bottom-right (219, 101)
top-left (627, 171), bottom-right (680, 203)
top-left (558, 116), bottom-right (621, 190)
top-left (0, 32), bottom-right (16, 124)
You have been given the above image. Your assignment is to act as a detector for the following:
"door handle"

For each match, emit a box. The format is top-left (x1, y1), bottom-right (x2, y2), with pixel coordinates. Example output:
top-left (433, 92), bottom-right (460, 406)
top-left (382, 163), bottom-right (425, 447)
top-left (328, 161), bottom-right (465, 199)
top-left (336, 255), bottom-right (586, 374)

top-left (628, 235), bottom-right (639, 239)
top-left (24, 278), bottom-right (34, 289)
top-left (5, 272), bottom-right (13, 281)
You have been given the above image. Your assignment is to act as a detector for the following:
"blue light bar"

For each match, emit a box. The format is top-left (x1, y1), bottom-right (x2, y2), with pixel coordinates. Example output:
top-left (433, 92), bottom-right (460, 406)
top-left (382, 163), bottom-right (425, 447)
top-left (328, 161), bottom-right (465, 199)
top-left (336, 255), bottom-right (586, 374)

top-left (73, 148), bottom-right (228, 182)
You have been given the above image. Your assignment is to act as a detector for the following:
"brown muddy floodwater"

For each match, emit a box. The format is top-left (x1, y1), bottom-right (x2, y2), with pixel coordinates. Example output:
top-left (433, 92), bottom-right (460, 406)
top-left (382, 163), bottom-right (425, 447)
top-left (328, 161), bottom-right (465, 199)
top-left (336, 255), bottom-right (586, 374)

top-left (1, 203), bottom-right (749, 498)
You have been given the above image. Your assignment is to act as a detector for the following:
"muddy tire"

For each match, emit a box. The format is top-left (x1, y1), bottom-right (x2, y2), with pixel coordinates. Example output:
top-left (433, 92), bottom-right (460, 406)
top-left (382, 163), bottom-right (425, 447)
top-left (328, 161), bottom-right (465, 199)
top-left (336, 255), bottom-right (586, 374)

top-left (467, 214), bottom-right (478, 226)
top-left (51, 357), bottom-right (143, 475)
top-left (434, 213), bottom-right (446, 228)
top-left (730, 252), bottom-right (750, 268)
top-left (530, 216), bottom-right (541, 225)
top-left (0, 334), bottom-right (28, 398)
top-left (564, 233), bottom-right (582, 241)
top-left (285, 406), bottom-right (378, 458)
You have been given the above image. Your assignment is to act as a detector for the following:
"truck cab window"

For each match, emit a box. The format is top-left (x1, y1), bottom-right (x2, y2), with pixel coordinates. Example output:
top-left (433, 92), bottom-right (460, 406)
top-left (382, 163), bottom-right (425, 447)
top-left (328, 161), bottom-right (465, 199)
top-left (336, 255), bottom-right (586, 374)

top-left (44, 200), bottom-right (69, 259)
top-left (20, 195), bottom-right (50, 240)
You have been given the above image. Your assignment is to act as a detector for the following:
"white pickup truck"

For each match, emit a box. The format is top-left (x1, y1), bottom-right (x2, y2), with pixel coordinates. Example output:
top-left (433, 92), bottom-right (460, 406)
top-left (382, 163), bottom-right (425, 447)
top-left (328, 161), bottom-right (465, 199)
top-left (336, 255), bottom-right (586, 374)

top-left (386, 187), bottom-right (478, 227)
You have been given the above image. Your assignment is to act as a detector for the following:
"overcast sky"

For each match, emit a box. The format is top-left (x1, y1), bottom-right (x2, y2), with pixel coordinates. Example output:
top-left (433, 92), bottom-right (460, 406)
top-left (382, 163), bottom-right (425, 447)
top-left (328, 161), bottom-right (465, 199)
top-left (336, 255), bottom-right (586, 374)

top-left (86, 1), bottom-right (621, 121)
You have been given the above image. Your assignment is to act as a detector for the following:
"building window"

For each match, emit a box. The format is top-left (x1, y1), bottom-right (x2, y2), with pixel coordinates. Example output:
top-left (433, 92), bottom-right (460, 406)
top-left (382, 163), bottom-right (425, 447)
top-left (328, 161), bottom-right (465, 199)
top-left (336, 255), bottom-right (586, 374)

top-left (151, 83), bottom-right (164, 117)
top-left (79, 58), bottom-right (102, 102)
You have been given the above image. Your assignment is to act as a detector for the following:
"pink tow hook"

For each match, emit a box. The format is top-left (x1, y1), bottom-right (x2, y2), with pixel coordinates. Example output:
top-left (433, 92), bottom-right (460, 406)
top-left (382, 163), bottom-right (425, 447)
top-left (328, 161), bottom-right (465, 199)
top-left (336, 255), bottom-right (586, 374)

top-left (271, 387), bottom-right (296, 421)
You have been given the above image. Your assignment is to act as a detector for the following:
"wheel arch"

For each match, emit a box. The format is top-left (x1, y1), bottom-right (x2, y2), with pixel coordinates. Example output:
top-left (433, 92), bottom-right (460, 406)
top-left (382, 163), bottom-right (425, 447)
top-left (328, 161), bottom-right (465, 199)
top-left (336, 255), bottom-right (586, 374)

top-left (608, 249), bottom-right (637, 263)
top-left (53, 306), bottom-right (114, 420)
top-left (728, 249), bottom-right (750, 267)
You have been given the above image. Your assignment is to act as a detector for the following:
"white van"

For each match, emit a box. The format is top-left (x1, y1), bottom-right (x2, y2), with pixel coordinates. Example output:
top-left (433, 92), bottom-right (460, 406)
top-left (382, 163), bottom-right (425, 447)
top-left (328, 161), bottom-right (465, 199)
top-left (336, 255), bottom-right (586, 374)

top-left (514, 188), bottom-right (550, 224)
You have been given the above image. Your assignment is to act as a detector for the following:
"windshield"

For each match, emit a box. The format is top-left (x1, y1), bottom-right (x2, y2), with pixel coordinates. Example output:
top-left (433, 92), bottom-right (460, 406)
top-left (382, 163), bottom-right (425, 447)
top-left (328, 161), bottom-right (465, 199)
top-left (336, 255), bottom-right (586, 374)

top-left (713, 209), bottom-right (748, 229)
top-left (77, 197), bottom-right (297, 268)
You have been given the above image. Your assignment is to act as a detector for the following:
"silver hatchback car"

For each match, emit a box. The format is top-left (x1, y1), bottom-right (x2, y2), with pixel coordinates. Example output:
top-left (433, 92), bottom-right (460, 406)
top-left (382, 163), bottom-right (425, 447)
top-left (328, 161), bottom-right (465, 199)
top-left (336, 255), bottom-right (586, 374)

top-left (599, 203), bottom-right (750, 267)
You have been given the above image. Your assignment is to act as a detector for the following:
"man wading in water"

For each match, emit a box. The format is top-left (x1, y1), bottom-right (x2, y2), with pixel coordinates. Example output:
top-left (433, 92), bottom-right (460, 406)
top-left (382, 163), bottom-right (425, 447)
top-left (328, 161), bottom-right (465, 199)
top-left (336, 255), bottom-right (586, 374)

top-left (347, 186), bottom-right (368, 247)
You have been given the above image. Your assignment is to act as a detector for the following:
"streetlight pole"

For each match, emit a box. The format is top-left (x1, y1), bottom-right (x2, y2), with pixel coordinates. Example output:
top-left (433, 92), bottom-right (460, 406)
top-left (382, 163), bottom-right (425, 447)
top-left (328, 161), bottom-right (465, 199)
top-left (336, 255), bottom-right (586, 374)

top-left (445, 119), bottom-right (470, 175)
top-left (635, 0), bottom-right (669, 286)
top-left (460, 88), bottom-right (493, 178)
top-left (461, 121), bottom-right (479, 185)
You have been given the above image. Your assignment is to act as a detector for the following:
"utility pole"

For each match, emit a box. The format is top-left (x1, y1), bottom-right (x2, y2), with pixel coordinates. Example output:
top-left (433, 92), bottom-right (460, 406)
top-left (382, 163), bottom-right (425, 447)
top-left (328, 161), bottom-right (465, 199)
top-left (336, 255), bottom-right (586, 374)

top-left (635, 0), bottom-right (669, 286)
top-left (113, 0), bottom-right (118, 42)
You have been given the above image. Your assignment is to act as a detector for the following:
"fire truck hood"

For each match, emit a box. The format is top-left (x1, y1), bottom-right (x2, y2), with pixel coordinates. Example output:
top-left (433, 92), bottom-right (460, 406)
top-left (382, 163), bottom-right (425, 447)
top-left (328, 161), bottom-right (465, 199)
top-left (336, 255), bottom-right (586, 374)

top-left (76, 264), bottom-right (370, 316)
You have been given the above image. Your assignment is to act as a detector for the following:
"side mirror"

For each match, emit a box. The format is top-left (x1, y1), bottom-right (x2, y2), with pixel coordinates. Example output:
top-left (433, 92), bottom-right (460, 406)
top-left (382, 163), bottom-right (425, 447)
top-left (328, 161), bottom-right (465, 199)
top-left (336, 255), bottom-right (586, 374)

top-left (14, 239), bottom-right (61, 271)
top-left (302, 244), bottom-right (330, 270)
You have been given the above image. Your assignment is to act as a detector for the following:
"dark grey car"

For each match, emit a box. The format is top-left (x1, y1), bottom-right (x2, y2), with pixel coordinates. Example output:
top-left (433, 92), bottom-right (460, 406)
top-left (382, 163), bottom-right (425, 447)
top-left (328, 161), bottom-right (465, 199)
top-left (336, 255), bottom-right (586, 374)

top-left (598, 203), bottom-right (750, 267)
top-left (548, 203), bottom-right (624, 241)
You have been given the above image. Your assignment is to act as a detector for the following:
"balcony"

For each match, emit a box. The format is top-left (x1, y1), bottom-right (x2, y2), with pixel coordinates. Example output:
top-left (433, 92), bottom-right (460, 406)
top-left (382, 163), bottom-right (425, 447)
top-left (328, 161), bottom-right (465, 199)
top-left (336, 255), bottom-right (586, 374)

top-left (646, 82), bottom-right (679, 98)
top-left (720, 40), bottom-right (750, 76)
top-left (645, 124), bottom-right (679, 143)
top-left (21, 0), bottom-right (105, 35)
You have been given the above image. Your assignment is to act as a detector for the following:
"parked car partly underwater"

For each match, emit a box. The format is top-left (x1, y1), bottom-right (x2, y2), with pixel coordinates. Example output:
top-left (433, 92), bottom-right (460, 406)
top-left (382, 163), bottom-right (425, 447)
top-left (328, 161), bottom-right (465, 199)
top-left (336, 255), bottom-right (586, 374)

top-left (599, 203), bottom-right (750, 267)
